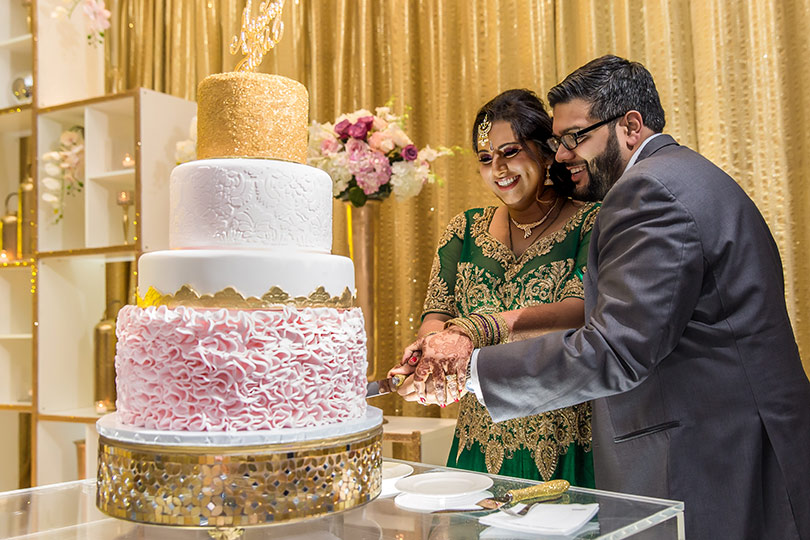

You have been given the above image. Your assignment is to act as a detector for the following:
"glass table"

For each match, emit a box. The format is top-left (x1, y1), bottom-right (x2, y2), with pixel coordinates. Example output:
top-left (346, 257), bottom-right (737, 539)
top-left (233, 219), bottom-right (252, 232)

top-left (0, 461), bottom-right (684, 539)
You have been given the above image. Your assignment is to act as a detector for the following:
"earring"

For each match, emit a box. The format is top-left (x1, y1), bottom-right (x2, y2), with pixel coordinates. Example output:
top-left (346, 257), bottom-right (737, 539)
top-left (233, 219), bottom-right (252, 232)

top-left (545, 166), bottom-right (553, 185)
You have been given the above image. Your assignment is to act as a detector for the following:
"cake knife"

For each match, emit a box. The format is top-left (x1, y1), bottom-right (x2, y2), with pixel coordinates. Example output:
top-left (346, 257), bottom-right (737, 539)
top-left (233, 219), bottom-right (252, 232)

top-left (431, 479), bottom-right (570, 513)
top-left (366, 375), bottom-right (405, 398)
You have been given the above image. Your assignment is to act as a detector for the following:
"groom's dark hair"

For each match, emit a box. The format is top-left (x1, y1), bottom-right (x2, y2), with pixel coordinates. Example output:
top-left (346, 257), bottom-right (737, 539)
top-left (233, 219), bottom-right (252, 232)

top-left (548, 55), bottom-right (666, 133)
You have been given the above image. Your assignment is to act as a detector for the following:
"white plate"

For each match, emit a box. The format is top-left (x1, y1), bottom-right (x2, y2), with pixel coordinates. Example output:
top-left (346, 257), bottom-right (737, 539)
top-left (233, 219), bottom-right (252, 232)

top-left (394, 490), bottom-right (493, 513)
top-left (394, 471), bottom-right (493, 498)
top-left (382, 461), bottom-right (414, 481)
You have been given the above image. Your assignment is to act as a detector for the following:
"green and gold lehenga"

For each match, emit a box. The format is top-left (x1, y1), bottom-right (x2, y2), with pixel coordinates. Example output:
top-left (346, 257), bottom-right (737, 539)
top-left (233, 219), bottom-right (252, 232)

top-left (423, 203), bottom-right (600, 486)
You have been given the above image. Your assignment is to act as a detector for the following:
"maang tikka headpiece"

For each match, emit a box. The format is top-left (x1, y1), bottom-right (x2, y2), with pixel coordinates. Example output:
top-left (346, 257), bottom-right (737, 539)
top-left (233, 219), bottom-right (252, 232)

top-left (477, 114), bottom-right (492, 150)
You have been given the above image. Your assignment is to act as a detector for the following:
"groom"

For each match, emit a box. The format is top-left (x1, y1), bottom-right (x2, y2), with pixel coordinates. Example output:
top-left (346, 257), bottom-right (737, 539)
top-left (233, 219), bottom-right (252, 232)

top-left (404, 56), bottom-right (810, 539)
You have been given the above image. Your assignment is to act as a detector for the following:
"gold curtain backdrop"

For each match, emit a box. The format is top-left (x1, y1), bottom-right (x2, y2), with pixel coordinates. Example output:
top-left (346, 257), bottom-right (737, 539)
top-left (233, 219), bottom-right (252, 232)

top-left (107, 0), bottom-right (810, 418)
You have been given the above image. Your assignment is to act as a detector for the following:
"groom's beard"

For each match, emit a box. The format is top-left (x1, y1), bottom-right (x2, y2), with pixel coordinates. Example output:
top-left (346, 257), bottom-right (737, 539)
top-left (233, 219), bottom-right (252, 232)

top-left (580, 130), bottom-right (624, 202)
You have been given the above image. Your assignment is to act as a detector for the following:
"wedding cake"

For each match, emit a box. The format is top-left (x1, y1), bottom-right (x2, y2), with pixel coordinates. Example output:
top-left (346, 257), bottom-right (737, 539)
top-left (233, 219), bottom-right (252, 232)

top-left (95, 72), bottom-right (383, 528)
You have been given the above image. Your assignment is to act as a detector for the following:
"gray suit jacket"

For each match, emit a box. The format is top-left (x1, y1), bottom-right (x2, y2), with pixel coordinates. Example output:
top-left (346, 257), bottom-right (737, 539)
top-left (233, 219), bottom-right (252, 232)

top-left (477, 135), bottom-right (810, 540)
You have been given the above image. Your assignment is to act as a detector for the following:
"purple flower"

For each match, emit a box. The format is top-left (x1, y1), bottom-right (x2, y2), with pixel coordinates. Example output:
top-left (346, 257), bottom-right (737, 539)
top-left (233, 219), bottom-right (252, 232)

top-left (347, 116), bottom-right (375, 140)
top-left (334, 119), bottom-right (352, 139)
top-left (401, 144), bottom-right (418, 161)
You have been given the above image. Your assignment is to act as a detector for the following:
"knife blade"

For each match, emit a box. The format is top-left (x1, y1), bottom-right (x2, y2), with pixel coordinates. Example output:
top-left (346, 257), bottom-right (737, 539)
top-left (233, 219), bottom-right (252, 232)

top-left (431, 479), bottom-right (570, 514)
top-left (366, 375), bottom-right (404, 398)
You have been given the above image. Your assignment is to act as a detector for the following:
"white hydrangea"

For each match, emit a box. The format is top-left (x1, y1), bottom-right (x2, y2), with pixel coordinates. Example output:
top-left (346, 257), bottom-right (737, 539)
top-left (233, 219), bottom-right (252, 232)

top-left (311, 153), bottom-right (352, 196)
top-left (390, 161), bottom-right (430, 200)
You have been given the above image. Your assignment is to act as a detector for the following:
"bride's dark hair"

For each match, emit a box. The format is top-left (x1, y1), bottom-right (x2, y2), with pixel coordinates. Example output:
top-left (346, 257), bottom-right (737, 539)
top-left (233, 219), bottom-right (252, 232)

top-left (472, 89), bottom-right (573, 198)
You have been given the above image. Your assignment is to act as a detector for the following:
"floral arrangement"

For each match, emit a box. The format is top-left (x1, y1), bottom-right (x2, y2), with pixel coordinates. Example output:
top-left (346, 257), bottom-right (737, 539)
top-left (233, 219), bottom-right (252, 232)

top-left (307, 105), bottom-right (453, 206)
top-left (51, 0), bottom-right (111, 46)
top-left (174, 116), bottom-right (197, 164)
top-left (40, 126), bottom-right (85, 224)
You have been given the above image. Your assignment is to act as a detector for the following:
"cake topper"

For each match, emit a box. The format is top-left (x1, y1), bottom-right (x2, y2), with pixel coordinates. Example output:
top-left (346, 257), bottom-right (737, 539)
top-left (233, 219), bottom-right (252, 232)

top-left (230, 0), bottom-right (295, 72)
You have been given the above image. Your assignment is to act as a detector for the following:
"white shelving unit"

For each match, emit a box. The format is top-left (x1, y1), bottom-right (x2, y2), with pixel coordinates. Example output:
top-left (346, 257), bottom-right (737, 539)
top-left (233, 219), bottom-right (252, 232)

top-left (0, 0), bottom-right (34, 110)
top-left (0, 0), bottom-right (197, 488)
top-left (0, 411), bottom-right (24, 492)
top-left (0, 265), bottom-right (33, 407)
top-left (37, 90), bottom-right (196, 254)
top-left (32, 90), bottom-right (195, 485)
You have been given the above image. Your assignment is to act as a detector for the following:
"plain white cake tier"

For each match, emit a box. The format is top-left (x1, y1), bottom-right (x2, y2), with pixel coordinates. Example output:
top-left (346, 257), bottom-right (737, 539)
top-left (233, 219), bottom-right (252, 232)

top-left (170, 159), bottom-right (333, 252)
top-left (138, 249), bottom-right (354, 300)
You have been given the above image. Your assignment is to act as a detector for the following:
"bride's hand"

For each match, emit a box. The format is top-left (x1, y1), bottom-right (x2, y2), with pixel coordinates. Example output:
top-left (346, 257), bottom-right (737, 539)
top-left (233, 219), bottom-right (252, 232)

top-left (412, 327), bottom-right (473, 407)
top-left (387, 336), bottom-right (425, 380)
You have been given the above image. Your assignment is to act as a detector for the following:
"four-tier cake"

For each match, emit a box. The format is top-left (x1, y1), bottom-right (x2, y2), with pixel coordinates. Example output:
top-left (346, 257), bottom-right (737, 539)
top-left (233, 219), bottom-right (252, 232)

top-left (95, 71), bottom-right (382, 528)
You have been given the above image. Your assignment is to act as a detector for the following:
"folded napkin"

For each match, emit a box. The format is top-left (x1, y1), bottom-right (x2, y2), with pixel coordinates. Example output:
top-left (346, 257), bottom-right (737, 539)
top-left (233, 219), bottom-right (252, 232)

top-left (479, 521), bottom-right (600, 539)
top-left (479, 503), bottom-right (599, 536)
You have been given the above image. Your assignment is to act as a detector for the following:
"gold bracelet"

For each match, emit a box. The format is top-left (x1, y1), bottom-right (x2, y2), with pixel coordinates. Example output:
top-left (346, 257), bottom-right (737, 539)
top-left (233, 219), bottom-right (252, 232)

top-left (444, 317), bottom-right (483, 348)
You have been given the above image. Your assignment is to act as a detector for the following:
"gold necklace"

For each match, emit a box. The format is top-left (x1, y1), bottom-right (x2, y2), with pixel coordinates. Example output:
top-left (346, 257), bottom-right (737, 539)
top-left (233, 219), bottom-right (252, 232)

top-left (510, 198), bottom-right (559, 239)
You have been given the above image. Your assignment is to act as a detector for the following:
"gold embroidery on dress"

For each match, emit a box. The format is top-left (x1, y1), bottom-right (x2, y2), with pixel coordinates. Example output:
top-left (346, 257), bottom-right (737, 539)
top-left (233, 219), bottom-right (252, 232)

top-left (422, 252), bottom-right (455, 316)
top-left (422, 213), bottom-right (467, 317)
top-left (448, 203), bottom-right (599, 479)
top-left (580, 203), bottom-right (600, 240)
top-left (472, 204), bottom-right (599, 274)
top-left (509, 203), bottom-right (597, 278)
top-left (559, 276), bottom-right (585, 300)
top-left (441, 212), bottom-right (467, 247)
top-left (456, 263), bottom-right (504, 316)
top-left (455, 394), bottom-right (592, 479)
top-left (471, 207), bottom-right (513, 266)
top-left (515, 260), bottom-right (574, 305)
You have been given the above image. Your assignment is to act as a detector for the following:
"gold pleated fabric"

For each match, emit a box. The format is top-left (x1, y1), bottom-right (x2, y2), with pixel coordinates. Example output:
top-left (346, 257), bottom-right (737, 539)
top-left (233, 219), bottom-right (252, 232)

top-left (108, 0), bottom-right (810, 418)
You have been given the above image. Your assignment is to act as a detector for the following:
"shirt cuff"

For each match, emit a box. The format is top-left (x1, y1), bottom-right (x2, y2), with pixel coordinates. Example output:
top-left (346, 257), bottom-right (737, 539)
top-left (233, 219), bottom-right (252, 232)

top-left (465, 348), bottom-right (486, 406)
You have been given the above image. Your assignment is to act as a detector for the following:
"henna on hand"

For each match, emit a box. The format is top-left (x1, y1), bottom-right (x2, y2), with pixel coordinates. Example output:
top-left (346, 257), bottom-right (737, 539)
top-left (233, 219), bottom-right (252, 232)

top-left (412, 328), bottom-right (474, 405)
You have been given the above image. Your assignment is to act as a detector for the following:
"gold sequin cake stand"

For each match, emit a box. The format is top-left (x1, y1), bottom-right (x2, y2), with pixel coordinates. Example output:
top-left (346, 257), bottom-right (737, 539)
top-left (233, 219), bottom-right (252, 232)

top-left (96, 408), bottom-right (383, 537)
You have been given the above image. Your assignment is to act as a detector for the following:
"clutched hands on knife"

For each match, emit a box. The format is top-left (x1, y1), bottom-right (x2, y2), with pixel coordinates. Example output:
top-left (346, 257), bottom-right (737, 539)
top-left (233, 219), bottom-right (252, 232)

top-left (387, 322), bottom-right (474, 408)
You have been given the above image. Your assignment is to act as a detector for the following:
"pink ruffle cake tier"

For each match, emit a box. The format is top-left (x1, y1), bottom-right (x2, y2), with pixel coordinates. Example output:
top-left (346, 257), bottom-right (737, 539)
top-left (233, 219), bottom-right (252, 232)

top-left (114, 304), bottom-right (368, 431)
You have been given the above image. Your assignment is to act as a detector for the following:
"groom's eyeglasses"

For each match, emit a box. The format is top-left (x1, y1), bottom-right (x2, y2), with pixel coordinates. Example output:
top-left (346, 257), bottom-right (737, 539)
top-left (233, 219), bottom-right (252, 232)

top-left (547, 114), bottom-right (625, 152)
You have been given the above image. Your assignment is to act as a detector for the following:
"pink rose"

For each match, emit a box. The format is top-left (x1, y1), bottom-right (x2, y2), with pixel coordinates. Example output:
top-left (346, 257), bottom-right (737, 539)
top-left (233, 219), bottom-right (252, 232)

top-left (320, 137), bottom-right (340, 154)
top-left (368, 131), bottom-right (395, 154)
top-left (345, 137), bottom-right (370, 160)
top-left (401, 144), bottom-right (418, 161)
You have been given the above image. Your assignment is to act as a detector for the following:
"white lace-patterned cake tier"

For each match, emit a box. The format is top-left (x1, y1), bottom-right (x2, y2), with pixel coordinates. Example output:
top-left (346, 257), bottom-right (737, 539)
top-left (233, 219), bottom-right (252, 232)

top-left (138, 249), bottom-right (355, 300)
top-left (170, 159), bottom-right (334, 252)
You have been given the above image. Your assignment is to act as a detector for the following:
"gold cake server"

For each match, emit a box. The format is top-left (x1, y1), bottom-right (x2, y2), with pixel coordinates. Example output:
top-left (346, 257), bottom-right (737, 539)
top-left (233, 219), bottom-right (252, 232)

top-left (432, 479), bottom-right (570, 514)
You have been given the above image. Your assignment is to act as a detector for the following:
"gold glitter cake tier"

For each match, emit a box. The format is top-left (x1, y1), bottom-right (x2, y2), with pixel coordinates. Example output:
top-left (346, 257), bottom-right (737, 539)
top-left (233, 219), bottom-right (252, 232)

top-left (196, 72), bottom-right (308, 163)
top-left (96, 410), bottom-right (383, 527)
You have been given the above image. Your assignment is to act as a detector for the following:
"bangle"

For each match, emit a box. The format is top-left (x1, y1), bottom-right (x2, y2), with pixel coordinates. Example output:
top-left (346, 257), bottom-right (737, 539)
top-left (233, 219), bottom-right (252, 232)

top-left (444, 311), bottom-right (510, 348)
top-left (444, 317), bottom-right (483, 348)
top-left (490, 312), bottom-right (510, 344)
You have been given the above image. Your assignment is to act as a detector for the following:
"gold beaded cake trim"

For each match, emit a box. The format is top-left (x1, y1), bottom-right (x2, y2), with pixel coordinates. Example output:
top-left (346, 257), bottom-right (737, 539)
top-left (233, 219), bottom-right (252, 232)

top-left (96, 426), bottom-right (382, 527)
top-left (137, 285), bottom-right (355, 310)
